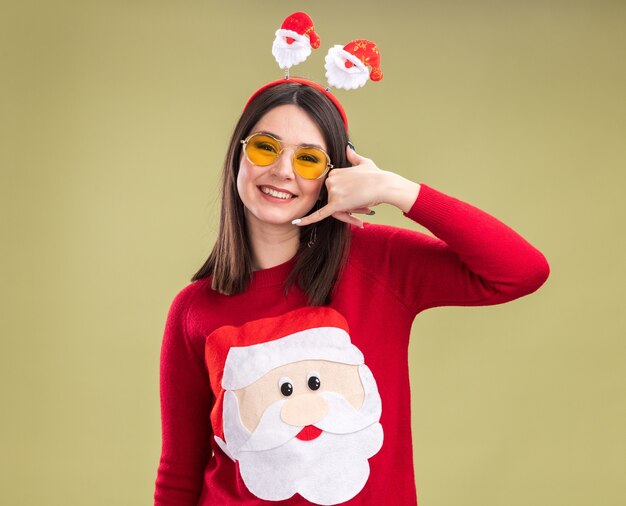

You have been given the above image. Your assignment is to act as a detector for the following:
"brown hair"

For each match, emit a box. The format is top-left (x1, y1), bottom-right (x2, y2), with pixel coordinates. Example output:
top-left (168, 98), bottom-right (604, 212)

top-left (191, 82), bottom-right (352, 305)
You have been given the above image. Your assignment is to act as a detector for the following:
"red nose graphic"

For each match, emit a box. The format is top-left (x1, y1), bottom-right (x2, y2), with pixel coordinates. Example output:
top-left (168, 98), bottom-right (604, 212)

top-left (295, 425), bottom-right (323, 441)
top-left (286, 37), bottom-right (295, 45)
top-left (344, 60), bottom-right (353, 69)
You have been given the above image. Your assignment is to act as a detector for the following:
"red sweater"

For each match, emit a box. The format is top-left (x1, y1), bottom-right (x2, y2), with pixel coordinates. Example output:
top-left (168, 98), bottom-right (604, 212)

top-left (154, 184), bottom-right (549, 505)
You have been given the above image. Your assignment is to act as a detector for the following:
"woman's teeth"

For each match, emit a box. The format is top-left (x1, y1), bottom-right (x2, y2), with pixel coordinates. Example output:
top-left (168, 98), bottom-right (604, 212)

top-left (260, 187), bottom-right (294, 199)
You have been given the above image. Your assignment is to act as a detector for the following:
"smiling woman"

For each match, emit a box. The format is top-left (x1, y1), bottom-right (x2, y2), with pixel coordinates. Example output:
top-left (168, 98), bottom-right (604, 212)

top-left (236, 105), bottom-right (327, 232)
top-left (191, 82), bottom-right (353, 304)
top-left (154, 12), bottom-right (550, 505)
top-left (154, 77), bottom-right (550, 506)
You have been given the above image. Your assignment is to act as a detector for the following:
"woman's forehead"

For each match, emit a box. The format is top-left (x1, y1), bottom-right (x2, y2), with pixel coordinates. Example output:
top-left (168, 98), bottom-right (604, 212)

top-left (252, 104), bottom-right (326, 149)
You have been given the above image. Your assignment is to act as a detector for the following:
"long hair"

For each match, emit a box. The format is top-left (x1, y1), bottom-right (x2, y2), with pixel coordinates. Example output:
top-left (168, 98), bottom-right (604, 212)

top-left (191, 82), bottom-right (352, 306)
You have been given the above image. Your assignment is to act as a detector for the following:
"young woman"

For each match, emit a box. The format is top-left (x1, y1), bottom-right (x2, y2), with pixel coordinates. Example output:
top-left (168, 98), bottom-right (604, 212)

top-left (154, 80), bottom-right (549, 506)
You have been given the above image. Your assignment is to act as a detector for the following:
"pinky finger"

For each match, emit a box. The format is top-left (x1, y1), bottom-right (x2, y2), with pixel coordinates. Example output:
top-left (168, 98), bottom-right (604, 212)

top-left (349, 207), bottom-right (375, 215)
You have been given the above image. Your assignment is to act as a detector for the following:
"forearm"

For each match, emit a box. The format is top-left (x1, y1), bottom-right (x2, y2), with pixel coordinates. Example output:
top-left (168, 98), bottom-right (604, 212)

top-left (379, 170), bottom-right (421, 214)
top-left (407, 184), bottom-right (550, 303)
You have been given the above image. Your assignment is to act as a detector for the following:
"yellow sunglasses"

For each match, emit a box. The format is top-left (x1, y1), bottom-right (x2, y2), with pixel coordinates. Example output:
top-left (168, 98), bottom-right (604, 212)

top-left (240, 132), bottom-right (333, 180)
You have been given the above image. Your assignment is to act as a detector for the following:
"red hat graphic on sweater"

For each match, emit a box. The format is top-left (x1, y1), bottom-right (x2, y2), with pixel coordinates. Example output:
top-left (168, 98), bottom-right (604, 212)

top-left (205, 306), bottom-right (383, 505)
top-left (272, 12), bottom-right (321, 69)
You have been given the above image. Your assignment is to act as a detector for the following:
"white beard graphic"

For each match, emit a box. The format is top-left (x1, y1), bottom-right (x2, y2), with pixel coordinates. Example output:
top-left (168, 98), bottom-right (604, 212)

top-left (272, 29), bottom-right (312, 69)
top-left (215, 364), bottom-right (384, 505)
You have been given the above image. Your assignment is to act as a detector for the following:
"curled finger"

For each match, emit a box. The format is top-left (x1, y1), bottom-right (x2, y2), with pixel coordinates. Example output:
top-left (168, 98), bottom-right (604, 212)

top-left (348, 207), bottom-right (375, 215)
top-left (331, 211), bottom-right (364, 229)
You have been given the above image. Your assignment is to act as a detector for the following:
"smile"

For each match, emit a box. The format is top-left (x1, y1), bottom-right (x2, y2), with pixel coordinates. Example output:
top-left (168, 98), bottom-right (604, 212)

top-left (259, 186), bottom-right (296, 200)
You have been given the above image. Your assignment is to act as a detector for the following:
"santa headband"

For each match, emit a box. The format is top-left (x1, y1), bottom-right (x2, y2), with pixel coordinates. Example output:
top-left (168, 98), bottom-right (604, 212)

top-left (243, 11), bottom-right (384, 131)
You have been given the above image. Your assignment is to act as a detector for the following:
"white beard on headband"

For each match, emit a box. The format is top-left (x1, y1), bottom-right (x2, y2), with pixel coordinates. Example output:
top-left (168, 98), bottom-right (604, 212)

top-left (272, 29), bottom-right (312, 69)
top-left (325, 45), bottom-right (370, 90)
top-left (215, 363), bottom-right (384, 505)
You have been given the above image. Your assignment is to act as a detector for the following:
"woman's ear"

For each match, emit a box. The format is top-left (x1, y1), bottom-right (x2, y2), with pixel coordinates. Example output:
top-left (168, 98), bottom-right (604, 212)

top-left (317, 186), bottom-right (328, 203)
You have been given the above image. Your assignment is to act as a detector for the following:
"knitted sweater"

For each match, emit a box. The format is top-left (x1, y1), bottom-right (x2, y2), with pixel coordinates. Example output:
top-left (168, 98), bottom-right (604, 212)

top-left (154, 184), bottom-right (549, 505)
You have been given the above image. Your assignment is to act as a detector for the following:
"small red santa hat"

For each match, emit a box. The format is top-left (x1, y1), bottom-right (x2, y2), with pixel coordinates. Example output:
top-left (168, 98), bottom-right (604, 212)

top-left (272, 12), bottom-right (320, 69)
top-left (279, 11), bottom-right (320, 49)
top-left (325, 39), bottom-right (384, 90)
top-left (205, 307), bottom-right (363, 440)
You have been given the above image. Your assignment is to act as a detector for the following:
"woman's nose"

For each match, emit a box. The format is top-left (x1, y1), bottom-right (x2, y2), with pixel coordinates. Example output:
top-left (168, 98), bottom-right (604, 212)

top-left (270, 149), bottom-right (296, 179)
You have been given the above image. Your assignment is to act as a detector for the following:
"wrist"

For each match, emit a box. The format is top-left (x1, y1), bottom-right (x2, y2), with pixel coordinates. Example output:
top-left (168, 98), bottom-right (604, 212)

top-left (380, 171), bottom-right (421, 213)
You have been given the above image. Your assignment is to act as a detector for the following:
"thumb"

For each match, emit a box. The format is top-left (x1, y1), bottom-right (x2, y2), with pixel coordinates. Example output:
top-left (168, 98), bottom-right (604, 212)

top-left (346, 143), bottom-right (365, 166)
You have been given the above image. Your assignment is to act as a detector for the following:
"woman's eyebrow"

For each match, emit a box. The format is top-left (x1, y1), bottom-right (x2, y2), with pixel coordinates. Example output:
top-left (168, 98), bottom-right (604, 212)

top-left (256, 130), bottom-right (325, 151)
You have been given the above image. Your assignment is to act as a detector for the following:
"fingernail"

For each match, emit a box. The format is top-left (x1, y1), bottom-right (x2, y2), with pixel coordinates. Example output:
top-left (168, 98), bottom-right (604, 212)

top-left (291, 219), bottom-right (302, 225)
top-left (367, 210), bottom-right (376, 216)
top-left (347, 141), bottom-right (356, 151)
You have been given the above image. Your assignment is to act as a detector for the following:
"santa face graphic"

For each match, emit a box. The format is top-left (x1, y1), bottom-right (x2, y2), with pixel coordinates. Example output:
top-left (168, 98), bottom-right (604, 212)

top-left (208, 308), bottom-right (384, 505)
top-left (271, 12), bottom-right (320, 70)
top-left (325, 45), bottom-right (370, 91)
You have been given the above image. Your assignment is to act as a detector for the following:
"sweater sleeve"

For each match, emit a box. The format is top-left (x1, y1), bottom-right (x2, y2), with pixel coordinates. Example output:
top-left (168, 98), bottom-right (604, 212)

top-left (154, 284), bottom-right (213, 505)
top-left (359, 184), bottom-right (550, 315)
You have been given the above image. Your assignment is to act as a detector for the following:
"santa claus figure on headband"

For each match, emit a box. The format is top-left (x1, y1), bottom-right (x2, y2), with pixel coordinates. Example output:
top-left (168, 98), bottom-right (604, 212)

top-left (206, 307), bottom-right (384, 505)
top-left (272, 11), bottom-right (321, 70)
top-left (325, 39), bottom-right (384, 90)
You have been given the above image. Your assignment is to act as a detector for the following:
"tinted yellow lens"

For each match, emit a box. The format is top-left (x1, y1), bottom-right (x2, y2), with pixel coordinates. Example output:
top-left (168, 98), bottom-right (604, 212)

top-left (244, 133), bottom-right (330, 179)
top-left (245, 134), bottom-right (280, 166)
top-left (294, 147), bottom-right (329, 179)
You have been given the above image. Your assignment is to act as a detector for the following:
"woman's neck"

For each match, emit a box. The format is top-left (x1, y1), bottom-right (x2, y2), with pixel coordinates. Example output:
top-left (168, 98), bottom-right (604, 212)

top-left (247, 221), bottom-right (301, 271)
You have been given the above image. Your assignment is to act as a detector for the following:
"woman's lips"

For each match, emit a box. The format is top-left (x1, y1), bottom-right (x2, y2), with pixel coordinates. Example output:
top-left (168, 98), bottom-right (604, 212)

top-left (258, 185), bottom-right (297, 202)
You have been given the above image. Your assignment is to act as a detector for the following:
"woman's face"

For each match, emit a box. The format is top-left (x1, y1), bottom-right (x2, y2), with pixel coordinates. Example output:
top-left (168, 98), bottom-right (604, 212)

top-left (237, 104), bottom-right (327, 230)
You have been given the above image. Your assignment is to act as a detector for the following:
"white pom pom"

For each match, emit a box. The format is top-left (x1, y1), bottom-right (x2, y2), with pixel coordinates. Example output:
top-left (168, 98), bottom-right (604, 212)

top-left (324, 45), bottom-right (370, 90)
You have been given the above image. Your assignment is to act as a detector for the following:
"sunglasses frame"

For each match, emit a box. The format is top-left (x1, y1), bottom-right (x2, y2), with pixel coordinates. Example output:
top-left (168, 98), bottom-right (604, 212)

top-left (240, 132), bottom-right (334, 180)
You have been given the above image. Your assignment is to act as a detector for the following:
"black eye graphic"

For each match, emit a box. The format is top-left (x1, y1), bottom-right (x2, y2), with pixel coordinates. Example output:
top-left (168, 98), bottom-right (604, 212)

top-left (279, 377), bottom-right (293, 397)
top-left (307, 374), bottom-right (321, 391)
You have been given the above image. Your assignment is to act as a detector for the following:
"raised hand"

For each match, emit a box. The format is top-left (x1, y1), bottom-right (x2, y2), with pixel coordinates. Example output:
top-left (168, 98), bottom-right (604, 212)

top-left (292, 145), bottom-right (421, 228)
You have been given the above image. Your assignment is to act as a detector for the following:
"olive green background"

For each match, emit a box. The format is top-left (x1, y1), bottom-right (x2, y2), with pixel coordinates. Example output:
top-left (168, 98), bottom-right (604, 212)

top-left (1, 0), bottom-right (624, 505)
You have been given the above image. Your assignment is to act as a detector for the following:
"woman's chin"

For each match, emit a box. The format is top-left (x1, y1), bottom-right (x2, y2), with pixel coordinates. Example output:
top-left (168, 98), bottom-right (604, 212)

top-left (245, 209), bottom-right (303, 229)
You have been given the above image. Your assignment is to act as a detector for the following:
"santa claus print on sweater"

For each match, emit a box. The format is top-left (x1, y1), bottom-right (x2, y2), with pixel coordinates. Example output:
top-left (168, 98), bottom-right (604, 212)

top-left (205, 307), bottom-right (384, 505)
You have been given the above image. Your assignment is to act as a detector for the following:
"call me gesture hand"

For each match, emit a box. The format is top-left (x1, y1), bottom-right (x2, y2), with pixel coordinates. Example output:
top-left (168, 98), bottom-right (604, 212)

top-left (292, 146), bottom-right (422, 228)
